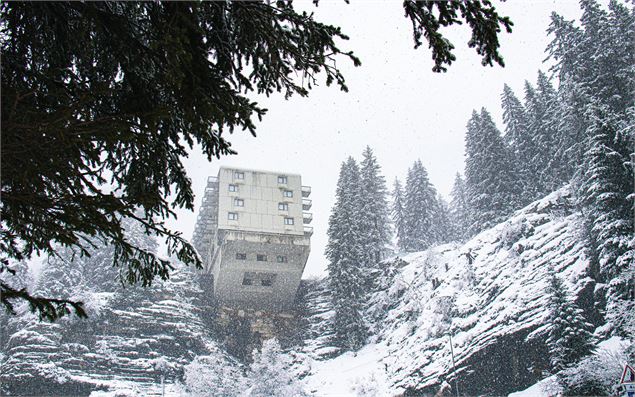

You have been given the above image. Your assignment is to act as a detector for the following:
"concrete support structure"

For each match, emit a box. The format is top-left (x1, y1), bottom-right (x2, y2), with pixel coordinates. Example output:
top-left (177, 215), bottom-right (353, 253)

top-left (192, 167), bottom-right (312, 311)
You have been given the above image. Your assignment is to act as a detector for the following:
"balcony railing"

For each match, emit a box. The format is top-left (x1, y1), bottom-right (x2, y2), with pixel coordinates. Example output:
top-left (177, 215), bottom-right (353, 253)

top-left (302, 198), bottom-right (312, 211)
top-left (303, 226), bottom-right (313, 236)
top-left (303, 212), bottom-right (313, 224)
top-left (301, 185), bottom-right (311, 198)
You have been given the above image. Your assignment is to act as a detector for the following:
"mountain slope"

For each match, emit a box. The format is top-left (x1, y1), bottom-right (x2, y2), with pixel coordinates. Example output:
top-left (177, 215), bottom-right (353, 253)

top-left (303, 187), bottom-right (612, 396)
top-left (0, 266), bottom-right (229, 396)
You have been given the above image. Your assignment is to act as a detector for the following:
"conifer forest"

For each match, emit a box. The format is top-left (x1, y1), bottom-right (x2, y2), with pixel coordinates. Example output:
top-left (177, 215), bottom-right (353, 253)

top-left (0, 1), bottom-right (633, 396)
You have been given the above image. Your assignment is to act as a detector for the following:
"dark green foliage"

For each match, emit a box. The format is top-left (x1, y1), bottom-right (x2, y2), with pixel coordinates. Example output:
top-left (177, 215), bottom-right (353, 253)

top-left (501, 84), bottom-right (541, 204)
top-left (325, 158), bottom-right (367, 350)
top-left (545, 271), bottom-right (595, 373)
top-left (546, 0), bottom-right (634, 336)
top-left (403, 160), bottom-right (439, 251)
top-left (402, 0), bottom-right (513, 72)
top-left (0, 0), bottom-right (515, 321)
top-left (464, 109), bottom-right (520, 236)
top-left (0, 1), bottom-right (360, 320)
top-left (359, 146), bottom-right (392, 264)
top-left (448, 173), bottom-right (469, 242)
top-left (391, 178), bottom-right (407, 251)
top-left (0, 283), bottom-right (87, 322)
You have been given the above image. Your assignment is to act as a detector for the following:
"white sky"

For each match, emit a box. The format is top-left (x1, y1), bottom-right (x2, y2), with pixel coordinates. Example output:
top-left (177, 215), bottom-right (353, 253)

top-left (168, 0), bottom-right (586, 278)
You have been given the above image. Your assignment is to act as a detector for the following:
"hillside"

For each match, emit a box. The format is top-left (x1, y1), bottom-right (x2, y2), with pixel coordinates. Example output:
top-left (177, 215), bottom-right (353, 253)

top-left (0, 266), bottom-right (238, 396)
top-left (301, 186), bottom-right (627, 396)
top-left (1, 187), bottom-right (631, 396)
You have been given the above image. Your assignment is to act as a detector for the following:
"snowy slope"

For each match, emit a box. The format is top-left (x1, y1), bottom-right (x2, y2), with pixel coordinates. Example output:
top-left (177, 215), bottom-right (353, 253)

top-left (303, 187), bottom-right (600, 396)
top-left (1, 265), bottom-right (229, 396)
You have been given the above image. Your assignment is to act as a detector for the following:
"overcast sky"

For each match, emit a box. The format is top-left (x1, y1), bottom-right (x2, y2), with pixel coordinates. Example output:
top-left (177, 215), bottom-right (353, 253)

top-left (169, 0), bottom-right (587, 278)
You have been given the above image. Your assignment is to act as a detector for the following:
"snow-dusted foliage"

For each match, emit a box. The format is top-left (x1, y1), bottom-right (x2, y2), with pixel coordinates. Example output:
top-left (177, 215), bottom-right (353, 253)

top-left (544, 270), bottom-right (595, 373)
top-left (0, 216), bottom-right (223, 396)
top-left (544, 0), bottom-right (635, 337)
top-left (359, 146), bottom-right (392, 264)
top-left (448, 173), bottom-right (469, 242)
top-left (402, 160), bottom-right (440, 251)
top-left (183, 353), bottom-right (246, 397)
top-left (464, 109), bottom-right (520, 236)
top-left (247, 339), bottom-right (307, 397)
top-left (302, 187), bottom-right (624, 396)
top-left (558, 337), bottom-right (633, 396)
top-left (325, 157), bottom-right (368, 350)
top-left (391, 178), bottom-right (407, 251)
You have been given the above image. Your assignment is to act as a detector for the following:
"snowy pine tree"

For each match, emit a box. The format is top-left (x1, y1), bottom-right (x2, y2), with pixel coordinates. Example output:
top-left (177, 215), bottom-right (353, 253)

top-left (464, 109), bottom-right (521, 236)
top-left (501, 84), bottom-right (540, 204)
top-left (580, 109), bottom-right (634, 336)
top-left (247, 339), bottom-right (307, 397)
top-left (449, 173), bottom-right (469, 242)
top-left (325, 157), bottom-right (367, 350)
top-left (184, 354), bottom-right (246, 397)
top-left (547, 0), bottom-right (635, 336)
top-left (403, 160), bottom-right (439, 251)
top-left (359, 146), bottom-right (392, 264)
top-left (391, 178), bottom-right (407, 252)
top-left (545, 271), bottom-right (595, 373)
top-left (432, 195), bottom-right (452, 244)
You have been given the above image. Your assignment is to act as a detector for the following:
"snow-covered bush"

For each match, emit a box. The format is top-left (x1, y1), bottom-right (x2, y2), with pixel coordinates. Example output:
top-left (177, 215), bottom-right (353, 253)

top-left (558, 338), bottom-right (630, 396)
top-left (500, 217), bottom-right (534, 248)
top-left (352, 373), bottom-right (380, 396)
top-left (247, 339), bottom-right (308, 397)
top-left (183, 355), bottom-right (246, 397)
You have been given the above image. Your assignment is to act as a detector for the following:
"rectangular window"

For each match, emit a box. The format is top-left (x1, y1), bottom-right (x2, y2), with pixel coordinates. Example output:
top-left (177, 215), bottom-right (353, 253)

top-left (228, 212), bottom-right (238, 220)
top-left (284, 217), bottom-right (294, 225)
top-left (278, 175), bottom-right (288, 184)
top-left (242, 272), bottom-right (255, 286)
top-left (283, 190), bottom-right (293, 198)
top-left (260, 273), bottom-right (276, 287)
top-left (276, 255), bottom-right (288, 263)
top-left (234, 198), bottom-right (244, 207)
top-left (234, 171), bottom-right (245, 180)
top-left (278, 202), bottom-right (289, 211)
top-left (228, 184), bottom-right (238, 192)
top-left (256, 254), bottom-right (267, 262)
top-left (236, 253), bottom-right (247, 260)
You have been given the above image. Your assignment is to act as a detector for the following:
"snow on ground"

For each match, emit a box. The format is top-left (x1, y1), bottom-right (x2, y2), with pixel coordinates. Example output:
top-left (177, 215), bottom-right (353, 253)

top-left (507, 337), bottom-right (631, 397)
top-left (508, 375), bottom-right (560, 397)
top-left (305, 343), bottom-right (393, 397)
top-left (303, 186), bottom-right (597, 395)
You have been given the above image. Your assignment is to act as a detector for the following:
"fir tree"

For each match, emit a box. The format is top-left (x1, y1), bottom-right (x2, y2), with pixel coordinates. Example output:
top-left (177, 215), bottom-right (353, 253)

top-left (464, 109), bottom-right (521, 236)
top-left (545, 271), bottom-right (595, 373)
top-left (433, 195), bottom-right (453, 244)
top-left (248, 339), bottom-right (307, 397)
top-left (403, 160), bottom-right (438, 251)
top-left (359, 146), bottom-right (392, 264)
top-left (325, 158), bottom-right (367, 350)
top-left (523, 72), bottom-right (561, 194)
top-left (449, 173), bottom-right (469, 242)
top-left (535, 71), bottom-right (566, 191)
top-left (580, 109), bottom-right (634, 336)
top-left (501, 84), bottom-right (540, 203)
top-left (391, 178), bottom-right (407, 252)
top-left (547, 0), bottom-right (634, 336)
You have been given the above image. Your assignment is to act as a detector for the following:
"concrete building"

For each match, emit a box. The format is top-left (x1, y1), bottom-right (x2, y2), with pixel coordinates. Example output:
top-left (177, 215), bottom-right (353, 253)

top-left (192, 167), bottom-right (312, 311)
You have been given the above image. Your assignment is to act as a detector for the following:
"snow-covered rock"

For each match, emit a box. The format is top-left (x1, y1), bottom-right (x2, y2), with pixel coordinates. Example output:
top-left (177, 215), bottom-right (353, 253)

top-left (302, 187), bottom-right (607, 396)
top-left (0, 265), bottom-right (226, 396)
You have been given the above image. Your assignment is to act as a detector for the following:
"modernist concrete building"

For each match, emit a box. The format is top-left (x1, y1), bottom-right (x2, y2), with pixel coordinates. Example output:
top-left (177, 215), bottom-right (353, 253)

top-left (192, 167), bottom-right (312, 311)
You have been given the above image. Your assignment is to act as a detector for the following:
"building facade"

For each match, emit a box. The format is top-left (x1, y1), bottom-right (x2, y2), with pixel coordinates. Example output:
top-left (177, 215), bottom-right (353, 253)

top-left (192, 167), bottom-right (312, 311)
